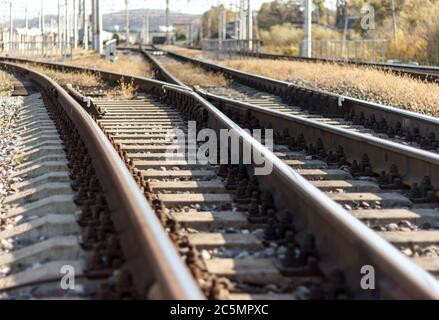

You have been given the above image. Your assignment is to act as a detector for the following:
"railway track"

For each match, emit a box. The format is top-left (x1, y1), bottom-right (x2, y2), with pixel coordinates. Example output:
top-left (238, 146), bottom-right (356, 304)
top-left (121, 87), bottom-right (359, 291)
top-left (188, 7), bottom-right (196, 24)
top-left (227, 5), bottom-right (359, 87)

top-left (142, 49), bottom-right (439, 292)
top-left (0, 57), bottom-right (439, 299)
top-left (0, 62), bottom-right (202, 300)
top-left (145, 49), bottom-right (439, 155)
top-left (204, 49), bottom-right (439, 84)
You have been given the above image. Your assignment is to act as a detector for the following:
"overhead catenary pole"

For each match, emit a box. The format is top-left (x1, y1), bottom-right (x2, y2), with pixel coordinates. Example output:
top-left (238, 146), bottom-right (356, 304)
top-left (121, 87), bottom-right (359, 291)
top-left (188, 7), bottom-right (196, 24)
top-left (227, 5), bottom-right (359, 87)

top-left (239, 0), bottom-right (246, 41)
top-left (9, 2), bottom-right (13, 55)
top-left (58, 0), bottom-right (62, 48)
top-left (83, 0), bottom-right (88, 50)
top-left (234, 1), bottom-right (239, 39)
top-left (143, 10), bottom-right (150, 45)
top-left (222, 4), bottom-right (226, 41)
top-left (207, 15), bottom-right (211, 39)
top-left (25, 6), bottom-right (29, 30)
top-left (41, 0), bottom-right (45, 58)
top-left (95, 0), bottom-right (103, 54)
top-left (247, 0), bottom-right (253, 49)
top-left (341, 3), bottom-right (349, 59)
top-left (125, 0), bottom-right (130, 45)
top-left (73, 0), bottom-right (78, 48)
top-left (65, 0), bottom-right (69, 48)
top-left (303, 0), bottom-right (312, 58)
top-left (165, 0), bottom-right (170, 44)
top-left (91, 0), bottom-right (102, 53)
top-left (218, 4), bottom-right (222, 49)
top-left (91, 0), bottom-right (96, 50)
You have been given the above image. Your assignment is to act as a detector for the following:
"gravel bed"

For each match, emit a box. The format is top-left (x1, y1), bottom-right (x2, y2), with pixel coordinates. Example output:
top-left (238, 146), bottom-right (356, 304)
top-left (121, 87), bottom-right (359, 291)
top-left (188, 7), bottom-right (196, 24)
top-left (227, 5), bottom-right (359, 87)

top-left (0, 97), bottom-right (22, 205)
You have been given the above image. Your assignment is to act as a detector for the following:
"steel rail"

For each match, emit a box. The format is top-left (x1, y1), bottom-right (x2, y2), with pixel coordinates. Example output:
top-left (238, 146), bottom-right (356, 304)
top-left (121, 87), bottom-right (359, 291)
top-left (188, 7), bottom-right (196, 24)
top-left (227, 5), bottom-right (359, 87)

top-left (195, 88), bottom-right (439, 191)
top-left (155, 49), bottom-right (439, 142)
top-left (224, 50), bottom-right (439, 83)
top-left (0, 60), bottom-right (204, 300)
top-left (145, 46), bottom-right (439, 202)
top-left (142, 49), bottom-right (439, 298)
top-left (3, 56), bottom-right (439, 298)
top-left (145, 51), bottom-right (188, 88)
top-left (164, 85), bottom-right (439, 300)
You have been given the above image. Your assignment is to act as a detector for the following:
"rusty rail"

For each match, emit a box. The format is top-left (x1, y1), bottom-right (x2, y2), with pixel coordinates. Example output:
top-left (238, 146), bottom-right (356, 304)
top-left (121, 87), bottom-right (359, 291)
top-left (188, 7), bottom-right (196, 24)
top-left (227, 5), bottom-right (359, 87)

top-left (154, 49), bottom-right (439, 145)
top-left (196, 88), bottom-right (439, 192)
top-left (217, 50), bottom-right (439, 84)
top-left (163, 85), bottom-right (439, 300)
top-left (2, 56), bottom-right (439, 299)
top-left (0, 60), bottom-right (204, 300)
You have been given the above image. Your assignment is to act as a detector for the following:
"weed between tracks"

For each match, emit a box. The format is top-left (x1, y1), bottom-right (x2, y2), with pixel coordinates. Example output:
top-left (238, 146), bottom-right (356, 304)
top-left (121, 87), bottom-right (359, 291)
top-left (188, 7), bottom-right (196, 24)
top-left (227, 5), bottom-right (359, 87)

top-left (162, 60), bottom-right (229, 87)
top-left (21, 63), bottom-right (138, 100)
top-left (220, 59), bottom-right (439, 117)
top-left (70, 50), bottom-right (154, 78)
top-left (24, 64), bottom-right (102, 87)
top-left (107, 78), bottom-right (138, 100)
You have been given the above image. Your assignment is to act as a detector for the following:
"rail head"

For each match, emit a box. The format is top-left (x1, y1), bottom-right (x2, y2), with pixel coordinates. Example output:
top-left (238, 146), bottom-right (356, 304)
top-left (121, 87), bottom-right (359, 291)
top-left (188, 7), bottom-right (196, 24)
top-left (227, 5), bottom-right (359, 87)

top-left (163, 84), bottom-right (439, 299)
top-left (0, 60), bottom-right (204, 300)
top-left (141, 50), bottom-right (188, 88)
top-left (163, 49), bottom-right (439, 137)
top-left (197, 88), bottom-right (439, 192)
top-left (230, 50), bottom-right (439, 79)
top-left (4, 54), bottom-right (439, 299)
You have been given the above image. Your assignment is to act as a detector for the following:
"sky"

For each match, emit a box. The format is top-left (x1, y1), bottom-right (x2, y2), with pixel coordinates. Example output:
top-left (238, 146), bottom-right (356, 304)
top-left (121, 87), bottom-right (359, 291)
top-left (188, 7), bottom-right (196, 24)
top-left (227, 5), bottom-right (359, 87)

top-left (0, 0), bottom-right (337, 22)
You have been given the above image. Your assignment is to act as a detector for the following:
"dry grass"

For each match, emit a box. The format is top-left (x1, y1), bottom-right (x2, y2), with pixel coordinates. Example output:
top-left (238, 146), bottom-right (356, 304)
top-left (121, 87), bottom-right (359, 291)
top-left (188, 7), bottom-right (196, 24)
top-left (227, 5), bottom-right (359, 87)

top-left (161, 57), bottom-right (229, 87)
top-left (0, 70), bottom-right (14, 96)
top-left (106, 78), bottom-right (138, 100)
top-left (70, 50), bottom-right (154, 78)
top-left (24, 63), bottom-right (103, 87)
top-left (159, 45), bottom-right (204, 58)
top-left (21, 63), bottom-right (138, 100)
top-left (220, 59), bottom-right (439, 117)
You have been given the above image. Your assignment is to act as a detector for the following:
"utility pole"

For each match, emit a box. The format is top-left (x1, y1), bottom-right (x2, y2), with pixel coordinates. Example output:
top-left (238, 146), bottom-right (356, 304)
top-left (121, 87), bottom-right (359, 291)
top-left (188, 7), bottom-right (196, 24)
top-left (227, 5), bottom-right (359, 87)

top-left (222, 5), bottom-right (227, 41)
top-left (341, 4), bottom-right (349, 59)
top-left (391, 0), bottom-right (398, 42)
top-left (9, 2), bottom-right (13, 55)
top-left (165, 0), bottom-right (170, 44)
top-left (41, 0), bottom-right (45, 59)
top-left (96, 0), bottom-right (103, 54)
top-left (83, 0), bottom-right (88, 50)
top-left (247, 0), bottom-right (253, 49)
top-left (25, 6), bottom-right (28, 30)
top-left (145, 10), bottom-right (150, 45)
top-left (239, 0), bottom-right (246, 41)
top-left (73, 0), bottom-right (78, 48)
top-left (65, 0), bottom-right (69, 48)
top-left (92, 0), bottom-right (96, 50)
top-left (303, 0), bottom-right (312, 58)
top-left (41, 0), bottom-right (45, 34)
top-left (125, 0), bottom-right (130, 46)
top-left (58, 0), bottom-right (62, 48)
top-left (207, 15), bottom-right (211, 39)
top-left (218, 5), bottom-right (223, 49)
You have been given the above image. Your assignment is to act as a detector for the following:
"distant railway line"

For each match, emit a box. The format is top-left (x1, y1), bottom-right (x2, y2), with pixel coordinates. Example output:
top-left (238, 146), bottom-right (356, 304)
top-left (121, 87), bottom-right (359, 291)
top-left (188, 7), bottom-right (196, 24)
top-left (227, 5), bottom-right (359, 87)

top-left (193, 47), bottom-right (439, 84)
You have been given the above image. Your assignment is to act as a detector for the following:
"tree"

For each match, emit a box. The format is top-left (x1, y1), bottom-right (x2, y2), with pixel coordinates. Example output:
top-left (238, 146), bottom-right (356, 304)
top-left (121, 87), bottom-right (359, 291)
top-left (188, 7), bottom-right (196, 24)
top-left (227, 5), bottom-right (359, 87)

top-left (258, 0), bottom-right (303, 29)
